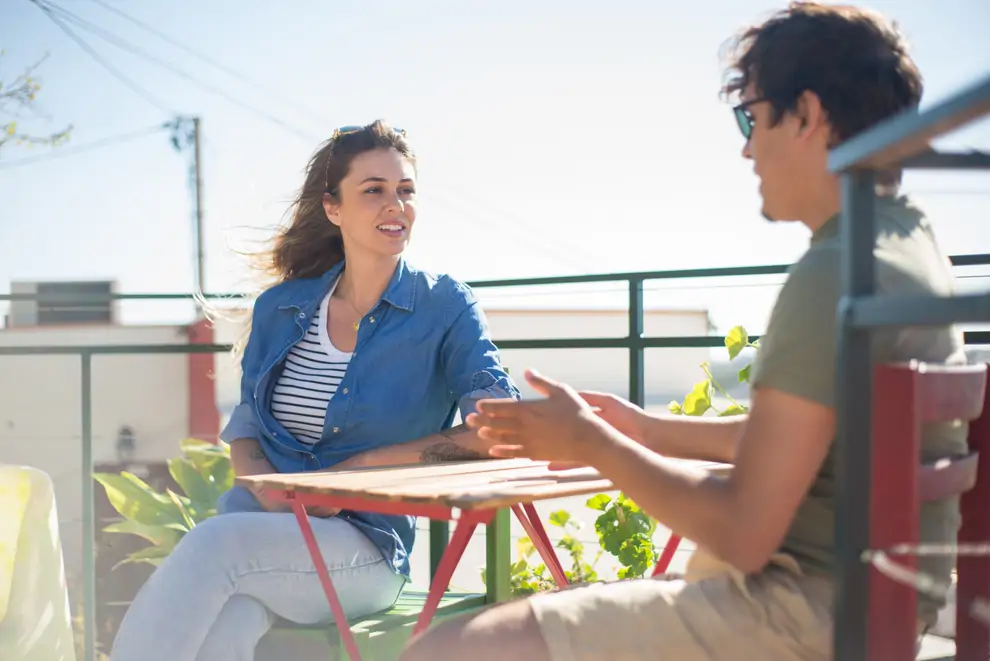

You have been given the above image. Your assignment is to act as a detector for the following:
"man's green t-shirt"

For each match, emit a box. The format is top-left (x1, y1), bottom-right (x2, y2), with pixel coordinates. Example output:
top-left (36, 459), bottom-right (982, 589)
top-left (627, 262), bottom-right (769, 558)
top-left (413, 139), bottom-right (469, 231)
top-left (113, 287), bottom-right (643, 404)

top-left (750, 193), bottom-right (969, 622)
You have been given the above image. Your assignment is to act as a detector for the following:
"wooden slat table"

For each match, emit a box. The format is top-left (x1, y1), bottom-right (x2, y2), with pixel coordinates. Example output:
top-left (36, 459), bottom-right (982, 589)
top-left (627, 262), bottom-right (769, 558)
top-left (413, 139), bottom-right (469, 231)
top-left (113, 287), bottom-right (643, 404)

top-left (237, 457), bottom-right (729, 661)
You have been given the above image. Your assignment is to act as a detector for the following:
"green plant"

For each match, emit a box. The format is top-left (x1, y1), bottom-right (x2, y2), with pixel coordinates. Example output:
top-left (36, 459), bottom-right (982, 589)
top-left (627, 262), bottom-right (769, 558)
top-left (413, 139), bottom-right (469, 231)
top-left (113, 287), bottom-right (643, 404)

top-left (668, 325), bottom-right (758, 417)
top-left (481, 509), bottom-right (601, 596)
top-left (587, 492), bottom-right (658, 579)
top-left (94, 438), bottom-right (232, 568)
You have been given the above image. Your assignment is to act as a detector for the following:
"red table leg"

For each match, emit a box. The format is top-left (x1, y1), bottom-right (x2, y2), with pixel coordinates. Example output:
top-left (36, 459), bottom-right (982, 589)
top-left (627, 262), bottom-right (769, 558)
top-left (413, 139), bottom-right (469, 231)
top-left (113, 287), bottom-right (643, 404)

top-left (512, 504), bottom-right (569, 586)
top-left (291, 502), bottom-right (364, 661)
top-left (413, 509), bottom-right (494, 635)
top-left (652, 534), bottom-right (682, 577)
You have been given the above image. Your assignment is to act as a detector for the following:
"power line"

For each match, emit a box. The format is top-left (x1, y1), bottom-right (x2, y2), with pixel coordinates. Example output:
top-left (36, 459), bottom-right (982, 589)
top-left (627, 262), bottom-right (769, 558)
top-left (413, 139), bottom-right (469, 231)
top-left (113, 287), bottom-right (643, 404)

top-left (80, 0), bottom-right (332, 128)
top-left (0, 123), bottom-right (168, 169)
top-left (35, 0), bottom-right (318, 142)
top-left (29, 0), bottom-right (174, 114)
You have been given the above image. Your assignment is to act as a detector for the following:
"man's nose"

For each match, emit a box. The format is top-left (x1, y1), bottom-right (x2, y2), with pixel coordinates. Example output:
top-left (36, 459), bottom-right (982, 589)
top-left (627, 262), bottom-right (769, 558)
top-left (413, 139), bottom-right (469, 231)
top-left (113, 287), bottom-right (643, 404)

top-left (741, 139), bottom-right (753, 160)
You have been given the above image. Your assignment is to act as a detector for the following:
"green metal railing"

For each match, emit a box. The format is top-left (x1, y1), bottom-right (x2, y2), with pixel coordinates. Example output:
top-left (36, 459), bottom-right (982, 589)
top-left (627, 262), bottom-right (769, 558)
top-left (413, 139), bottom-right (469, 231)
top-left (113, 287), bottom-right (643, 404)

top-left (2, 256), bottom-right (990, 661)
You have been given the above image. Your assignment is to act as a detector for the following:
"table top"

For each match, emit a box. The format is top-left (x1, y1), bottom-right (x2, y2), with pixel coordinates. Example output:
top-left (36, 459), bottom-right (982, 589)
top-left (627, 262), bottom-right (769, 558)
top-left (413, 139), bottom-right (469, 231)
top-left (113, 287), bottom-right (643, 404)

top-left (235, 458), bottom-right (731, 510)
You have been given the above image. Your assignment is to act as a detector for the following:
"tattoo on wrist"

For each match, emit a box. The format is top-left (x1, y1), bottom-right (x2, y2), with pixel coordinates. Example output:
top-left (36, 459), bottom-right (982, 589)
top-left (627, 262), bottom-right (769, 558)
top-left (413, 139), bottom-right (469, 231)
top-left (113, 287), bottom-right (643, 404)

top-left (420, 434), bottom-right (483, 464)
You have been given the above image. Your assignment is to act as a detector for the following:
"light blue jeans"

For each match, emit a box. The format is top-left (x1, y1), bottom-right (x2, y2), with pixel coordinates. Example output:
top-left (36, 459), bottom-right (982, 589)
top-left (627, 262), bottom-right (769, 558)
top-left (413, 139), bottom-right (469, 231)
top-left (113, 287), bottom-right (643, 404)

top-left (109, 487), bottom-right (406, 661)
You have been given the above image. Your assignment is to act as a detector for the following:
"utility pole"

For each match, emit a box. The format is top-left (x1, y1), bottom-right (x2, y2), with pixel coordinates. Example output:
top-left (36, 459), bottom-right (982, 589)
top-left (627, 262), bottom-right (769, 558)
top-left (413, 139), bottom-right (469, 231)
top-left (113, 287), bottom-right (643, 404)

top-left (168, 115), bottom-right (206, 301)
top-left (192, 117), bottom-right (205, 298)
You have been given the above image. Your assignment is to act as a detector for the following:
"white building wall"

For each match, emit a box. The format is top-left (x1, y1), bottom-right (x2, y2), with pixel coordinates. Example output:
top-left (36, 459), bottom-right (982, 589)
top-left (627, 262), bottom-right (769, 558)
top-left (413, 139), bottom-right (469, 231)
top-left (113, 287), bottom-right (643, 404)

top-left (484, 308), bottom-right (712, 401)
top-left (0, 325), bottom-right (190, 583)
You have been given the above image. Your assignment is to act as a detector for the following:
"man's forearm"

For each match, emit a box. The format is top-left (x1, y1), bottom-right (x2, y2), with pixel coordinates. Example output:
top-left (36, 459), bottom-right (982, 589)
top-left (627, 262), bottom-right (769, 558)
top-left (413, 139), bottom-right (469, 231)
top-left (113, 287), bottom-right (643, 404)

top-left (638, 413), bottom-right (746, 464)
top-left (332, 424), bottom-right (488, 470)
top-left (229, 438), bottom-right (277, 477)
top-left (586, 425), bottom-right (752, 568)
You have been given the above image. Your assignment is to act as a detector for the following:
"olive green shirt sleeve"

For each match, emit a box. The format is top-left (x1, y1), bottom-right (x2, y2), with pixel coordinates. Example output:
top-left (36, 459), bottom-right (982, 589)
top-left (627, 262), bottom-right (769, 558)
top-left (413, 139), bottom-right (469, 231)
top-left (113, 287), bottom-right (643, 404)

top-left (750, 248), bottom-right (842, 409)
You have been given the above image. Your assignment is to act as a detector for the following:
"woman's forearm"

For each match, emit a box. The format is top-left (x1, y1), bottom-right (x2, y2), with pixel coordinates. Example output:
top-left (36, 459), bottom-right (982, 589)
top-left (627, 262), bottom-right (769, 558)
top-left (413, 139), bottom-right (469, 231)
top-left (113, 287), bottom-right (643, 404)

top-left (640, 413), bottom-right (746, 464)
top-left (331, 424), bottom-right (489, 470)
top-left (229, 438), bottom-right (277, 477)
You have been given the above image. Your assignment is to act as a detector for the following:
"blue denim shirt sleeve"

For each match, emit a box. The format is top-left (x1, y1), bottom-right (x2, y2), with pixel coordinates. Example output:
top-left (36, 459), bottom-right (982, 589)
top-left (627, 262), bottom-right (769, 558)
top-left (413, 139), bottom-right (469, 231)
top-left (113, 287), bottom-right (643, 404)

top-left (218, 297), bottom-right (267, 444)
top-left (441, 281), bottom-right (520, 420)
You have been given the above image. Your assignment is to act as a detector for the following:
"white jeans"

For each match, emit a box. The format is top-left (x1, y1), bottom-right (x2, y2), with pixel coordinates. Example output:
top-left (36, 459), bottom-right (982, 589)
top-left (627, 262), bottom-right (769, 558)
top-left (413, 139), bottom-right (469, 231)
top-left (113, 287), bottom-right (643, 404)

top-left (109, 506), bottom-right (405, 661)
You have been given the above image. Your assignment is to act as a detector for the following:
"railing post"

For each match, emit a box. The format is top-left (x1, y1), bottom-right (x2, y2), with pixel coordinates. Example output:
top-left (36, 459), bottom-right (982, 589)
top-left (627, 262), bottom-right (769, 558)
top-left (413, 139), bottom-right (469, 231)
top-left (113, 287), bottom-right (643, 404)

top-left (834, 170), bottom-right (876, 661)
top-left (628, 277), bottom-right (645, 407)
top-left (81, 350), bottom-right (96, 661)
top-left (429, 520), bottom-right (449, 581)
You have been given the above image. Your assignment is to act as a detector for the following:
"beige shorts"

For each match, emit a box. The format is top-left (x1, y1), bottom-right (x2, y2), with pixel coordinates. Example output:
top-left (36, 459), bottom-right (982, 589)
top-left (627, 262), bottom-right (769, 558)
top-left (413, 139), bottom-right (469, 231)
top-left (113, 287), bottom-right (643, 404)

top-left (529, 549), bottom-right (834, 661)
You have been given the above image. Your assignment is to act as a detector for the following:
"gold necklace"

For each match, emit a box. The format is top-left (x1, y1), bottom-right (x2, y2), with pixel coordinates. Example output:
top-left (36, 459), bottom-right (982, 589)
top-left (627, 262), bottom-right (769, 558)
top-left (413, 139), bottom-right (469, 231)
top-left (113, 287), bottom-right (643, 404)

top-left (342, 296), bottom-right (366, 332)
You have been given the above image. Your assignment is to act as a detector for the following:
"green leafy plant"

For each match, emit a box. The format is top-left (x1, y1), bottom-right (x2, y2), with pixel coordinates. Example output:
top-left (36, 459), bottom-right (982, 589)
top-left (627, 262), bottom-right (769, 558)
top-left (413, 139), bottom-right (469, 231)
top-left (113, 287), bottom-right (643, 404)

top-left (668, 325), bottom-right (758, 417)
top-left (587, 492), bottom-right (659, 579)
top-left (481, 509), bottom-right (601, 596)
top-left (94, 438), bottom-right (232, 568)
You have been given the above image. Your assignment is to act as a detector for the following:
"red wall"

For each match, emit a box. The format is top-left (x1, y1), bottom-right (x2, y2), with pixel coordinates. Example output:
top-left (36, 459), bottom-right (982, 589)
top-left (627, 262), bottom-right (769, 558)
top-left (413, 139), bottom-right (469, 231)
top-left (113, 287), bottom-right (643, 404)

top-left (186, 318), bottom-right (220, 444)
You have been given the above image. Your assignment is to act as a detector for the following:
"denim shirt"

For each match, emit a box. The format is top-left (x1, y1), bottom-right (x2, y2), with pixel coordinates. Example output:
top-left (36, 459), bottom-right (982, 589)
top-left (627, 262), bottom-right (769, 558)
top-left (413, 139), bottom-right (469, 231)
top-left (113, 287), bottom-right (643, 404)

top-left (217, 258), bottom-right (518, 579)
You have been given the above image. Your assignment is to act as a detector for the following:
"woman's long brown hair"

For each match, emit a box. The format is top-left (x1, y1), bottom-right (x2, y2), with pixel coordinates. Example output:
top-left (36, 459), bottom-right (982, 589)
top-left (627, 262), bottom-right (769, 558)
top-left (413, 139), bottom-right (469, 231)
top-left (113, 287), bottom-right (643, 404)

top-left (215, 120), bottom-right (414, 359)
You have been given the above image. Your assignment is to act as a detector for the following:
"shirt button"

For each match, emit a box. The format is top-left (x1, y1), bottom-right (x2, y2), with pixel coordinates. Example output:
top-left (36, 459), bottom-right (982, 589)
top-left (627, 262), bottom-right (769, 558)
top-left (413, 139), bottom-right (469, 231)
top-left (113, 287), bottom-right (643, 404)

top-left (342, 388), bottom-right (349, 394)
top-left (369, 316), bottom-right (375, 323)
top-left (332, 427), bottom-right (340, 433)
top-left (297, 312), bottom-right (305, 319)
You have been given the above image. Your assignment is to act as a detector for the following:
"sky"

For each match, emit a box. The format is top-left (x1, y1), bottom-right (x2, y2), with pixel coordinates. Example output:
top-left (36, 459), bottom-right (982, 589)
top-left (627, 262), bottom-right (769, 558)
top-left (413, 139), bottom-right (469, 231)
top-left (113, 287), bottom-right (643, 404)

top-left (0, 0), bottom-right (988, 336)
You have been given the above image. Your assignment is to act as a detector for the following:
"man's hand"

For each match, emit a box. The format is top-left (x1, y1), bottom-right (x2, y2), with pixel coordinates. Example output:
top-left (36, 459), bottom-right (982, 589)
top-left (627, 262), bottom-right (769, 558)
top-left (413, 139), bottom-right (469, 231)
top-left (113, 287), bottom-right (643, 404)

top-left (465, 369), bottom-right (612, 463)
top-left (577, 391), bottom-right (648, 443)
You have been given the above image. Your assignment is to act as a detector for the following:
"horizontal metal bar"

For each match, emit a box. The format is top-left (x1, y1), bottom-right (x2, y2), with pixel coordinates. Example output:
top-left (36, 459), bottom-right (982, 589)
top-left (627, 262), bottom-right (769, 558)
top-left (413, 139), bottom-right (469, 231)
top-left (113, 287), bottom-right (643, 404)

top-left (0, 343), bottom-right (231, 356)
top-left (850, 293), bottom-right (990, 328)
top-left (495, 335), bottom-right (761, 350)
top-left (829, 72), bottom-right (990, 172)
top-left (2, 255), bottom-right (987, 305)
top-left (4, 332), bottom-right (989, 357)
top-left (951, 253), bottom-right (990, 267)
top-left (901, 149), bottom-right (990, 170)
top-left (467, 263), bottom-right (791, 289)
top-left (0, 292), bottom-right (247, 302)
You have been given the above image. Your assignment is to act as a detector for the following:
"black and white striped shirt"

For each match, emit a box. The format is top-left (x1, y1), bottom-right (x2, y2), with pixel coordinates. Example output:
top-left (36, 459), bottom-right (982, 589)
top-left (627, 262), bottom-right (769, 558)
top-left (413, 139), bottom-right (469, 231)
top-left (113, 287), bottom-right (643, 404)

top-left (270, 286), bottom-right (352, 446)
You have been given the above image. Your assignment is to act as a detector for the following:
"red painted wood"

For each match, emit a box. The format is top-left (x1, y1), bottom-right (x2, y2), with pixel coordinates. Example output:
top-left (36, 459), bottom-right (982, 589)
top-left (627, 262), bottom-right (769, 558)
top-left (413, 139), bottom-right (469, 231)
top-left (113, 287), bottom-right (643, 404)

top-left (914, 362), bottom-right (987, 423)
top-left (186, 318), bottom-right (220, 443)
top-left (957, 365), bottom-right (990, 661)
top-left (869, 364), bottom-right (921, 661)
top-left (867, 362), bottom-right (989, 661)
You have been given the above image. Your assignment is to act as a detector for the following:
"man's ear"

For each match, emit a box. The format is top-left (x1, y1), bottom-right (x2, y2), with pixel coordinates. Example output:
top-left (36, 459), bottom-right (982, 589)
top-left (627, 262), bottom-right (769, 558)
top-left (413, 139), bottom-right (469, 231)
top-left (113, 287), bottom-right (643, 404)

top-left (795, 90), bottom-right (828, 141)
top-left (323, 193), bottom-right (341, 227)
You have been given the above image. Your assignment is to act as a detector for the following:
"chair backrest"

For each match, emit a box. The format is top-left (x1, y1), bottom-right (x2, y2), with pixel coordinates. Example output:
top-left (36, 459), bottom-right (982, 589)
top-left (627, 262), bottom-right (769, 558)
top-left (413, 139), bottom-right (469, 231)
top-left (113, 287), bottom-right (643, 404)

top-left (868, 361), bottom-right (990, 661)
top-left (0, 465), bottom-right (78, 661)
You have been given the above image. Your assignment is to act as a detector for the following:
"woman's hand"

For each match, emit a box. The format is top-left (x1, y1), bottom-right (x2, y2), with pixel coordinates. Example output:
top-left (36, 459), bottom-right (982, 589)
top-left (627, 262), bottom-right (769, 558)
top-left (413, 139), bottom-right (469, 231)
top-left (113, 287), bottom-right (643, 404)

top-left (248, 485), bottom-right (292, 513)
top-left (577, 391), bottom-right (649, 443)
top-left (306, 505), bottom-right (341, 518)
top-left (466, 369), bottom-right (612, 464)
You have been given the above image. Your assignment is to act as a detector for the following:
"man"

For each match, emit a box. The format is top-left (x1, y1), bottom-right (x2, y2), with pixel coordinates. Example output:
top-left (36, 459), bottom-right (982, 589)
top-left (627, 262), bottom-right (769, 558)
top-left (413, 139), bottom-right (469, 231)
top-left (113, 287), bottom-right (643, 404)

top-left (400, 3), bottom-right (968, 660)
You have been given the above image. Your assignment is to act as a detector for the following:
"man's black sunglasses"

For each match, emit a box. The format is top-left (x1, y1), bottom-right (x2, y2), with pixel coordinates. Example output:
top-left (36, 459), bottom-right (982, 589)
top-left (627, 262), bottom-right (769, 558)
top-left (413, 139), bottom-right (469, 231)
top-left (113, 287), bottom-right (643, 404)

top-left (732, 98), bottom-right (768, 140)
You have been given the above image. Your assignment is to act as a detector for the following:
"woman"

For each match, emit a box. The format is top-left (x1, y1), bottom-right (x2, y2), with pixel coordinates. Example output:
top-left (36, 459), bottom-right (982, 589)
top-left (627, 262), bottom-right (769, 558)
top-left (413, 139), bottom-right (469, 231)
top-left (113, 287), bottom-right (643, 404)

top-left (110, 121), bottom-right (519, 661)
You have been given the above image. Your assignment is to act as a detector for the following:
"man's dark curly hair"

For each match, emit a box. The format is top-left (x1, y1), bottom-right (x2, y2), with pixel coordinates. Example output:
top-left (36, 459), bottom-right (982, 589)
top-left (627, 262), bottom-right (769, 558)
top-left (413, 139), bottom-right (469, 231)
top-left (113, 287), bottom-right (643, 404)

top-left (722, 2), bottom-right (923, 183)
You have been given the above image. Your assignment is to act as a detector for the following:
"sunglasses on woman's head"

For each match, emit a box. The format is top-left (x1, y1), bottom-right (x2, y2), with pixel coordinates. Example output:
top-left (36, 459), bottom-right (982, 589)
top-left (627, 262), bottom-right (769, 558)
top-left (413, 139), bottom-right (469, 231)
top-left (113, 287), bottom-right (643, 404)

top-left (331, 125), bottom-right (407, 141)
top-left (325, 125), bottom-right (409, 193)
